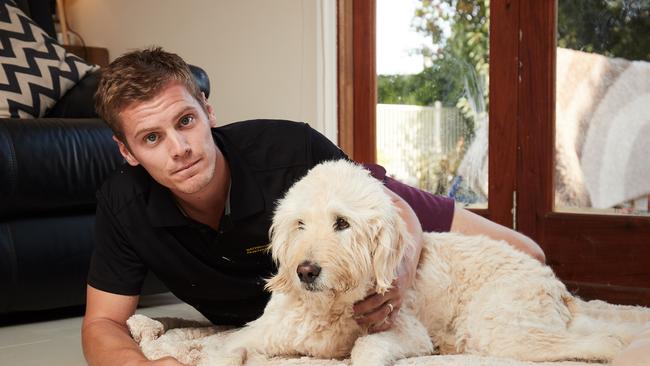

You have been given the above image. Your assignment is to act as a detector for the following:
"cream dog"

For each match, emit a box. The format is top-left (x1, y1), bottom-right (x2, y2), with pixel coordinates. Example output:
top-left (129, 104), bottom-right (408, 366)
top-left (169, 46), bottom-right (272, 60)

top-left (194, 160), bottom-right (650, 365)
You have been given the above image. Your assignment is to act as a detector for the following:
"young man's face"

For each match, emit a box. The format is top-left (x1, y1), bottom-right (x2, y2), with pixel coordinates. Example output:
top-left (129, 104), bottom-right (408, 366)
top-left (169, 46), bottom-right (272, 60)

top-left (115, 82), bottom-right (220, 196)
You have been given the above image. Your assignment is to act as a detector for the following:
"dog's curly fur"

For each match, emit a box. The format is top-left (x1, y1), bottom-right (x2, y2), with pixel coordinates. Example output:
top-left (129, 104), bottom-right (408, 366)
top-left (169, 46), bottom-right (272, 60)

top-left (140, 160), bottom-right (650, 366)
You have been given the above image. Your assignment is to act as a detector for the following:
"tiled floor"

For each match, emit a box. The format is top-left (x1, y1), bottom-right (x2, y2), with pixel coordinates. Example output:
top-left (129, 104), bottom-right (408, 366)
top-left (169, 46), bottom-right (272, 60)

top-left (0, 293), bottom-right (205, 366)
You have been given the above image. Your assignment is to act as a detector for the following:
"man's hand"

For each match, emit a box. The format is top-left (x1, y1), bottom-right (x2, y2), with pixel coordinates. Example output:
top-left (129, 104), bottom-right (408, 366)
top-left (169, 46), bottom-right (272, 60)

top-left (353, 187), bottom-right (423, 333)
top-left (83, 286), bottom-right (177, 366)
top-left (353, 279), bottom-right (404, 333)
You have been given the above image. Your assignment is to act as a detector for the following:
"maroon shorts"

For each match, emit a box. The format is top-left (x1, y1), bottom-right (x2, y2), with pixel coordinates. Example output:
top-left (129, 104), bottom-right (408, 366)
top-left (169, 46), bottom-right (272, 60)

top-left (363, 163), bottom-right (455, 233)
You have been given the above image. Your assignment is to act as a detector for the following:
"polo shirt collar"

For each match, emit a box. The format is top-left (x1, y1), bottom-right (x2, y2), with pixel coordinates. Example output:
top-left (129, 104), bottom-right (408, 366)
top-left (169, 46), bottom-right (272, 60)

top-left (144, 128), bottom-right (265, 227)
top-left (213, 129), bottom-right (265, 221)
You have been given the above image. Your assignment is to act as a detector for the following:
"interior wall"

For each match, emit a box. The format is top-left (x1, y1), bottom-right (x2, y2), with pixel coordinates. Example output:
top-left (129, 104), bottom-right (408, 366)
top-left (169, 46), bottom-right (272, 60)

top-left (65, 0), bottom-right (323, 132)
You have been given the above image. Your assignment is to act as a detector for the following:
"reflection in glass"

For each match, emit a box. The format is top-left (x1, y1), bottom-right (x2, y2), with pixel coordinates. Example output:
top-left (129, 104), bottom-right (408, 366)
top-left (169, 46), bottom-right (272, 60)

top-left (376, 0), bottom-right (489, 208)
top-left (555, 0), bottom-right (650, 215)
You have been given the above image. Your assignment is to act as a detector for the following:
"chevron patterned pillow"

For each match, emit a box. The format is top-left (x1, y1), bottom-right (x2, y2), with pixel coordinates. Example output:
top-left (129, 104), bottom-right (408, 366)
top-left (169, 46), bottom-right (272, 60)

top-left (0, 0), bottom-right (98, 118)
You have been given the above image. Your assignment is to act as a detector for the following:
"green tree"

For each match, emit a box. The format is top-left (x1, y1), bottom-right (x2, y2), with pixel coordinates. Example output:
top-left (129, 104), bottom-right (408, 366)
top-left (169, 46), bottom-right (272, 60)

top-left (412, 0), bottom-right (489, 120)
top-left (378, 58), bottom-right (469, 107)
top-left (558, 0), bottom-right (650, 61)
top-left (378, 0), bottom-right (489, 119)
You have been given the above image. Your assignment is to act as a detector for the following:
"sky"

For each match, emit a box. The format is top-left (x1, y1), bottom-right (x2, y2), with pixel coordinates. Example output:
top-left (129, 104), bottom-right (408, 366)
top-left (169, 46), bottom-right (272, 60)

top-left (376, 0), bottom-right (430, 75)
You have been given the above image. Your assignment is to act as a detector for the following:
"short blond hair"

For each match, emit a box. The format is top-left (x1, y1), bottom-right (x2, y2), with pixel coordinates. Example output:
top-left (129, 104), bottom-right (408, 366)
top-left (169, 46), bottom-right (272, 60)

top-left (94, 47), bottom-right (204, 141)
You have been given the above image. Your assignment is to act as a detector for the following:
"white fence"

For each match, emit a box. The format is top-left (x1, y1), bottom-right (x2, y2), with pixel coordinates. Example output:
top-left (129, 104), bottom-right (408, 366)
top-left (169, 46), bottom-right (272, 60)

top-left (376, 102), bottom-right (468, 191)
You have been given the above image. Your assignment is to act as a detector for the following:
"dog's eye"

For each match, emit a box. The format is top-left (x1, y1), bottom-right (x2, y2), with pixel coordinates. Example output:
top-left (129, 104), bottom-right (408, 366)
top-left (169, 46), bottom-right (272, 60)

top-left (297, 220), bottom-right (305, 230)
top-left (334, 217), bottom-right (350, 231)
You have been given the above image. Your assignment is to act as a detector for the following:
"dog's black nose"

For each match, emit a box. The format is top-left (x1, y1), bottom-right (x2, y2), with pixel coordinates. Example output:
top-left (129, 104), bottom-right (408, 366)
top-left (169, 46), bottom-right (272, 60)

top-left (297, 261), bottom-right (321, 284)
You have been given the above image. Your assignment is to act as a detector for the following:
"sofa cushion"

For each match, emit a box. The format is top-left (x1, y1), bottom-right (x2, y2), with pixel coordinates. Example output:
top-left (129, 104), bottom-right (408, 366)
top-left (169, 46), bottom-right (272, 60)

top-left (0, 0), bottom-right (97, 118)
top-left (46, 69), bottom-right (101, 118)
top-left (0, 118), bottom-right (123, 219)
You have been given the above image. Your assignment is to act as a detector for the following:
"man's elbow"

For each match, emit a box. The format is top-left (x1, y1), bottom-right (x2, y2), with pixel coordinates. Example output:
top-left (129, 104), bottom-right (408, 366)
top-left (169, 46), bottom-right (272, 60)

top-left (532, 248), bottom-right (546, 264)
top-left (521, 235), bottom-right (546, 264)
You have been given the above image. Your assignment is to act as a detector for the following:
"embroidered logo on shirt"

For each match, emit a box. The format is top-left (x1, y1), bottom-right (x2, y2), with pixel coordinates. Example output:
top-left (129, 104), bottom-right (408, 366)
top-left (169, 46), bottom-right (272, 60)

top-left (245, 244), bottom-right (269, 255)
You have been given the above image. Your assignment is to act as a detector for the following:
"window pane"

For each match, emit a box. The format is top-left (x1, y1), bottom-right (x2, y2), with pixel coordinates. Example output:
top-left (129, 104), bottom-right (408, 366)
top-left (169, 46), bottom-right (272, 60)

top-left (555, 0), bottom-right (650, 216)
top-left (376, 0), bottom-right (489, 208)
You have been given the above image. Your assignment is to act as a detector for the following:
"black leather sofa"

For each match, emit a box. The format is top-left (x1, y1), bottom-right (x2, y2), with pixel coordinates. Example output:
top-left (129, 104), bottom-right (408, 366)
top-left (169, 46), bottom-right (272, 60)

top-left (0, 67), bottom-right (211, 314)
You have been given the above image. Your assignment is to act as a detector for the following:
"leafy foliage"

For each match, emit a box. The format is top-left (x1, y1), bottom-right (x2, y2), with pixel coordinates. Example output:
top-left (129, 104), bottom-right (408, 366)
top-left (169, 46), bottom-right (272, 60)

top-left (378, 0), bottom-right (489, 111)
top-left (378, 59), bottom-right (468, 106)
top-left (558, 0), bottom-right (650, 61)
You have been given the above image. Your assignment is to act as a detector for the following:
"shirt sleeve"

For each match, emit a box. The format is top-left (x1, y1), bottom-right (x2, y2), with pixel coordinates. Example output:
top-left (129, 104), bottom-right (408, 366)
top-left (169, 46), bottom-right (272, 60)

top-left (87, 190), bottom-right (147, 295)
top-left (363, 163), bottom-right (455, 232)
top-left (308, 125), bottom-right (350, 165)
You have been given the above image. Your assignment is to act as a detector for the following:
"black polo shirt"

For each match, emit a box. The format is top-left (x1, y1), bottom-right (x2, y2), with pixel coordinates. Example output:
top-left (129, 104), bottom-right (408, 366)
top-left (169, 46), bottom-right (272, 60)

top-left (88, 119), bottom-right (347, 325)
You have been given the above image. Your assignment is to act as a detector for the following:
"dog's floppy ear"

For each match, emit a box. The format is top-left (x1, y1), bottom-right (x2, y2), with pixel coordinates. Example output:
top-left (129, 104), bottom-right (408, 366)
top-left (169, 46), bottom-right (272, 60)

top-left (265, 269), bottom-right (293, 293)
top-left (371, 211), bottom-right (411, 294)
top-left (268, 216), bottom-right (290, 268)
top-left (265, 212), bottom-right (296, 294)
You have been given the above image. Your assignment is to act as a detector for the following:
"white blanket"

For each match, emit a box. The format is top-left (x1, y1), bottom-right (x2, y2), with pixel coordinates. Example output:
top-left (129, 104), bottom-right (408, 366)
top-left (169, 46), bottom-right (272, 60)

top-left (128, 314), bottom-right (603, 366)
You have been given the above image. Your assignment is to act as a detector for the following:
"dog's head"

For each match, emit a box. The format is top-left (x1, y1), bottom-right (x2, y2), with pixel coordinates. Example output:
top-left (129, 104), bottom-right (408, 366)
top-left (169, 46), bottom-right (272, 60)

top-left (266, 160), bottom-right (413, 301)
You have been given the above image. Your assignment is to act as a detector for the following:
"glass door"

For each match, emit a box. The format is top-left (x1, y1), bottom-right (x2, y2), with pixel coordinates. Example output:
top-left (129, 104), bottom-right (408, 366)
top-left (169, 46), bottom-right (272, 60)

top-left (376, 0), bottom-right (489, 208)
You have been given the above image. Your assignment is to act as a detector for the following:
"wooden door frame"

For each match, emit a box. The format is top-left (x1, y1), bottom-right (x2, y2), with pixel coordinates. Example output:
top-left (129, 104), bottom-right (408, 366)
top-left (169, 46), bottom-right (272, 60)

top-left (337, 0), bottom-right (376, 164)
top-left (517, 0), bottom-right (556, 243)
top-left (487, 0), bottom-right (519, 228)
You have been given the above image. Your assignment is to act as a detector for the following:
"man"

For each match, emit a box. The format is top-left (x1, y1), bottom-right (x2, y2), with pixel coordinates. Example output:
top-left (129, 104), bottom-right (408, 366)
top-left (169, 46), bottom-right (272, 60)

top-left (82, 47), bottom-right (544, 366)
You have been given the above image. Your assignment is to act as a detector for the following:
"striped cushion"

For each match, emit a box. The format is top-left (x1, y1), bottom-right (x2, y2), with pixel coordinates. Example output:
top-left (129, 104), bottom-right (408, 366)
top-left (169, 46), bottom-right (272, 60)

top-left (0, 0), bottom-right (97, 118)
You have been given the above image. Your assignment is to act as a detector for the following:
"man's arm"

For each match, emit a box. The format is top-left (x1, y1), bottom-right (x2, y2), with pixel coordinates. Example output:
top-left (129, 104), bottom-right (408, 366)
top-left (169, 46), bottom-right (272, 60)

top-left (82, 286), bottom-right (184, 366)
top-left (450, 205), bottom-right (546, 263)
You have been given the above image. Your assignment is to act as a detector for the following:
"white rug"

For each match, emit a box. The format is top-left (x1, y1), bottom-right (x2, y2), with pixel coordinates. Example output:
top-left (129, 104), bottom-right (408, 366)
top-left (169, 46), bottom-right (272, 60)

top-left (129, 315), bottom-right (604, 366)
top-left (222, 354), bottom-right (602, 366)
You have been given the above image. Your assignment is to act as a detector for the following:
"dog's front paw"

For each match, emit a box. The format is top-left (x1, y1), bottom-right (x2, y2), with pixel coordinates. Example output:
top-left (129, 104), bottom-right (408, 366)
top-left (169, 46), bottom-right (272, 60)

top-left (350, 319), bottom-right (433, 366)
top-left (588, 334), bottom-right (626, 361)
top-left (127, 314), bottom-right (165, 344)
top-left (351, 338), bottom-right (395, 366)
top-left (198, 347), bottom-right (247, 366)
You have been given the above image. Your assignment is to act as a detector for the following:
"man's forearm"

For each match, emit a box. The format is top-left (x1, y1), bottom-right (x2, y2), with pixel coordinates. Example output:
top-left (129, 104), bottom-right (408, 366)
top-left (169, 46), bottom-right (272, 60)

top-left (450, 206), bottom-right (546, 264)
top-left (502, 229), bottom-right (546, 263)
top-left (82, 318), bottom-right (149, 366)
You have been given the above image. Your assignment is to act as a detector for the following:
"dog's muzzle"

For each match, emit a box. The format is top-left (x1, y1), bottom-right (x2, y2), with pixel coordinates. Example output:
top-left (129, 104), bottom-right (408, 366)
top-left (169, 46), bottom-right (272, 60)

top-left (297, 261), bottom-right (321, 284)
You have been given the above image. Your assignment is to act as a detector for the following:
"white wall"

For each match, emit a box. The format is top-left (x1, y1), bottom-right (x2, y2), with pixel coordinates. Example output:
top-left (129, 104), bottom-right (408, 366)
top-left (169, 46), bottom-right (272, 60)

top-left (66, 0), bottom-right (336, 140)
